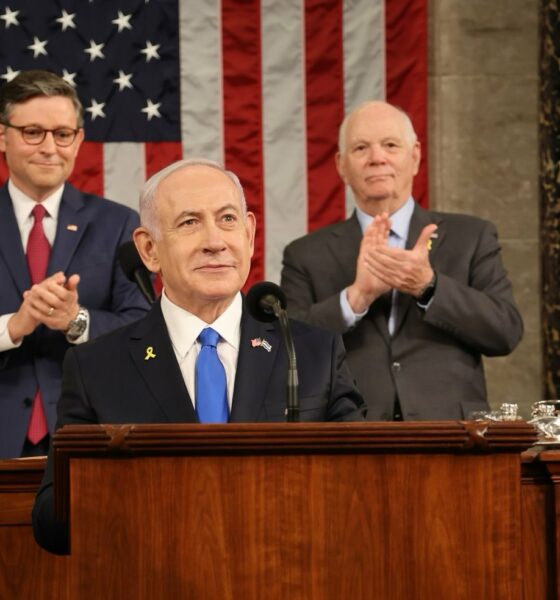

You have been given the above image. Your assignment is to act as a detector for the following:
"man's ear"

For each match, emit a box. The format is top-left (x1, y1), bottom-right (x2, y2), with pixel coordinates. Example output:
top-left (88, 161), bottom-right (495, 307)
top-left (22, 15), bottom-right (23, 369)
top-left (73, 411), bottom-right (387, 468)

top-left (412, 140), bottom-right (421, 176)
top-left (335, 152), bottom-right (348, 184)
top-left (245, 212), bottom-right (256, 258)
top-left (0, 124), bottom-right (7, 153)
top-left (133, 227), bottom-right (160, 274)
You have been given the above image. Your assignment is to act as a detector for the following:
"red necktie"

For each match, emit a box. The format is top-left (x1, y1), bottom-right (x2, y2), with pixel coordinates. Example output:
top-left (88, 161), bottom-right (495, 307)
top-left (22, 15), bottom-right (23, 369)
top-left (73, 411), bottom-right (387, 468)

top-left (25, 204), bottom-right (50, 445)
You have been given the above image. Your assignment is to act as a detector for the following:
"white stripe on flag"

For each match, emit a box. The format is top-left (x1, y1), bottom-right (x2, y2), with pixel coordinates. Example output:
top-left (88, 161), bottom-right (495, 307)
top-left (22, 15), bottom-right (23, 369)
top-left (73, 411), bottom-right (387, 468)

top-left (342, 0), bottom-right (386, 217)
top-left (261, 0), bottom-right (308, 284)
top-left (103, 142), bottom-right (145, 211)
top-left (179, 0), bottom-right (224, 164)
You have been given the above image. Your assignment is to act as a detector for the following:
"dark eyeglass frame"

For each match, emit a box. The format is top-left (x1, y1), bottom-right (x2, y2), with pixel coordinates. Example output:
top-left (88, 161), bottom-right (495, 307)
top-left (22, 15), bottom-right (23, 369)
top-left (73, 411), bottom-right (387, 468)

top-left (2, 123), bottom-right (81, 147)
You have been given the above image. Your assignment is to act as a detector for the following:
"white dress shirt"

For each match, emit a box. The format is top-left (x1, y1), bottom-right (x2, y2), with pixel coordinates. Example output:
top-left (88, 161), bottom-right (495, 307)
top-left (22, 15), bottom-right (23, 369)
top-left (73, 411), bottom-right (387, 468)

top-left (161, 290), bottom-right (242, 410)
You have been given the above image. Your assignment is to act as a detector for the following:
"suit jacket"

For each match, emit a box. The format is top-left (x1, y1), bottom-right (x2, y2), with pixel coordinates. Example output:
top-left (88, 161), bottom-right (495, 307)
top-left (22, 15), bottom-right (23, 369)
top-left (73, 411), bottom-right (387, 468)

top-left (32, 300), bottom-right (366, 554)
top-left (0, 183), bottom-right (150, 458)
top-left (280, 204), bottom-right (524, 420)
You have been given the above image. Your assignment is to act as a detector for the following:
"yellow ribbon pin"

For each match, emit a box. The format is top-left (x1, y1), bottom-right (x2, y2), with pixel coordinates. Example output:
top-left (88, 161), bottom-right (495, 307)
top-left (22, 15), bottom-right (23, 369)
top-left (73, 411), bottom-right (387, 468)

top-left (144, 346), bottom-right (156, 360)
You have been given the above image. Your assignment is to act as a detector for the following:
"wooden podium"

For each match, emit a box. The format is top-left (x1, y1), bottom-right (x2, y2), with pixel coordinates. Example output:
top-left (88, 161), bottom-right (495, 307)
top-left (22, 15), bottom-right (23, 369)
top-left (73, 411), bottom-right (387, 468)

top-left (49, 421), bottom-right (536, 600)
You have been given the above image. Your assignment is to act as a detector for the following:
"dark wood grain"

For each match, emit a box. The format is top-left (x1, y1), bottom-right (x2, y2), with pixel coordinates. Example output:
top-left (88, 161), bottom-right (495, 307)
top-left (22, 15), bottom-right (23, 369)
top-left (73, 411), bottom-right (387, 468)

top-left (56, 422), bottom-right (536, 599)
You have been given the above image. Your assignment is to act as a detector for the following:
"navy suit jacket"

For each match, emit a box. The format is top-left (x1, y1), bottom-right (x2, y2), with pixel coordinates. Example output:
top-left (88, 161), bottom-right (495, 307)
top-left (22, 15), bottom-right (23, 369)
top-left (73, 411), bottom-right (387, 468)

top-left (32, 299), bottom-right (366, 554)
top-left (0, 183), bottom-right (150, 458)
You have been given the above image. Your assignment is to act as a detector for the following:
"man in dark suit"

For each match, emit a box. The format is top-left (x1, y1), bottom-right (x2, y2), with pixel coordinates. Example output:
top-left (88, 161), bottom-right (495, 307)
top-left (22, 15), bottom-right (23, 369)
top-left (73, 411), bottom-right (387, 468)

top-left (281, 101), bottom-right (523, 421)
top-left (0, 70), bottom-right (149, 458)
top-left (32, 158), bottom-right (366, 554)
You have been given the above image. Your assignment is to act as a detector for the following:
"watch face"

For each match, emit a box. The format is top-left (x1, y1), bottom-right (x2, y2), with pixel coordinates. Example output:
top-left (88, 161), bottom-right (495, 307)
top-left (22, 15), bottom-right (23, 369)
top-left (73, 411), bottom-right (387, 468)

top-left (66, 309), bottom-right (88, 339)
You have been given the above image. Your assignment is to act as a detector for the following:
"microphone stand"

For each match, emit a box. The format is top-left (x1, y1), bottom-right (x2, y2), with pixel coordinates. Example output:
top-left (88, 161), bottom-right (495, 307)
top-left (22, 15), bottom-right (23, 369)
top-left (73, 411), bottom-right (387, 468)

top-left (268, 299), bottom-right (299, 422)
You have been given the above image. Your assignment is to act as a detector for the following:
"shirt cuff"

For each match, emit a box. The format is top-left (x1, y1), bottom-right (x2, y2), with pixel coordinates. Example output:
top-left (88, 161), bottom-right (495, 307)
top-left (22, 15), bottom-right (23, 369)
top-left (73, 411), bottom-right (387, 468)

top-left (340, 289), bottom-right (368, 328)
top-left (0, 313), bottom-right (23, 351)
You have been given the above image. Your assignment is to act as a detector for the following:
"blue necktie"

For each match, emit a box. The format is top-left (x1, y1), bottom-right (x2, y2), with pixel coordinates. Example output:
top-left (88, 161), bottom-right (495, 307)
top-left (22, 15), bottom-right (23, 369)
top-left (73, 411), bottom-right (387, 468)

top-left (195, 328), bottom-right (229, 423)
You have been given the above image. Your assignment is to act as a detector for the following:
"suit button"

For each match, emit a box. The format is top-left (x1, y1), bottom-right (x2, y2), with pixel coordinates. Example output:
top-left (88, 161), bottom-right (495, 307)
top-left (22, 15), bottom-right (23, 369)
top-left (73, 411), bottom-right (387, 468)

top-left (23, 397), bottom-right (32, 408)
top-left (392, 362), bottom-right (401, 372)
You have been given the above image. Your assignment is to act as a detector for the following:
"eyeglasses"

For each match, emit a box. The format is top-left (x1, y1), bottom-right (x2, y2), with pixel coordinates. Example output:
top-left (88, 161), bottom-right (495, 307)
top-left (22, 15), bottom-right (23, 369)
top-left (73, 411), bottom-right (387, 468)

top-left (2, 123), bottom-right (80, 147)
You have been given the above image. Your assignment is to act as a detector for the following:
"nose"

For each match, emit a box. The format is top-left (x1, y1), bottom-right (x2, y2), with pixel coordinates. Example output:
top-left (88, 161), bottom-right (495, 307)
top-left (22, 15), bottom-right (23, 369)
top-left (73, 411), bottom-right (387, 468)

top-left (37, 131), bottom-right (57, 153)
top-left (367, 144), bottom-right (386, 164)
top-left (202, 222), bottom-right (227, 253)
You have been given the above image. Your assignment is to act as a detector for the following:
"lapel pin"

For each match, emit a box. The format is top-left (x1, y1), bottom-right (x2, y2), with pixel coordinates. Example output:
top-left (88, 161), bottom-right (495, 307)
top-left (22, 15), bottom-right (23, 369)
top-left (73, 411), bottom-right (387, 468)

top-left (66, 224), bottom-right (78, 232)
top-left (427, 232), bottom-right (438, 251)
top-left (251, 337), bottom-right (272, 352)
top-left (144, 346), bottom-right (157, 360)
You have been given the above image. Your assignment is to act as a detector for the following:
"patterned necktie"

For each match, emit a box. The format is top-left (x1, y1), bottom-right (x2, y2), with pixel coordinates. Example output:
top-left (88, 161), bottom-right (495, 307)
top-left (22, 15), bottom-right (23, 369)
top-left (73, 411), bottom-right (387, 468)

top-left (25, 204), bottom-right (50, 445)
top-left (195, 327), bottom-right (229, 423)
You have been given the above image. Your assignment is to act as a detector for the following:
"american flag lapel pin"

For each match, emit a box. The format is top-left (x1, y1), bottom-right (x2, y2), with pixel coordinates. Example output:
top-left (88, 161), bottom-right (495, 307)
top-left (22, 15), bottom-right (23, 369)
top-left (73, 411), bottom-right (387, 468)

top-left (427, 231), bottom-right (438, 251)
top-left (251, 337), bottom-right (272, 352)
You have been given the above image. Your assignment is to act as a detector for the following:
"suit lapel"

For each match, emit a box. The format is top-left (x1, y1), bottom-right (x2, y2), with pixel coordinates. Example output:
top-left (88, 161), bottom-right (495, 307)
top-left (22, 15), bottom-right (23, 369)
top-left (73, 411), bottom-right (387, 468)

top-left (129, 303), bottom-right (197, 423)
top-left (326, 214), bottom-right (363, 286)
top-left (230, 308), bottom-right (280, 422)
top-left (393, 204), bottom-right (444, 335)
top-left (0, 186), bottom-right (31, 293)
top-left (49, 184), bottom-right (91, 275)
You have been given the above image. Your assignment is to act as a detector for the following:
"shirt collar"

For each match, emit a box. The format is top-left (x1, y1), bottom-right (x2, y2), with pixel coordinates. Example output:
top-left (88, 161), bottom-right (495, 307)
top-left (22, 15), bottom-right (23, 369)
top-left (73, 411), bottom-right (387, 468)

top-left (160, 290), bottom-right (242, 359)
top-left (355, 196), bottom-right (415, 242)
top-left (9, 179), bottom-right (64, 227)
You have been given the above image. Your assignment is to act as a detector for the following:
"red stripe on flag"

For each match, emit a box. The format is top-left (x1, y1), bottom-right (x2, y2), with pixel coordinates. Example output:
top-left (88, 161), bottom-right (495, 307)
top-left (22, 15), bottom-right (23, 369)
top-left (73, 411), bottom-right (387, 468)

top-left (145, 142), bottom-right (183, 179)
top-left (222, 0), bottom-right (265, 290)
top-left (385, 0), bottom-right (428, 207)
top-left (69, 142), bottom-right (104, 197)
top-left (304, 0), bottom-right (346, 232)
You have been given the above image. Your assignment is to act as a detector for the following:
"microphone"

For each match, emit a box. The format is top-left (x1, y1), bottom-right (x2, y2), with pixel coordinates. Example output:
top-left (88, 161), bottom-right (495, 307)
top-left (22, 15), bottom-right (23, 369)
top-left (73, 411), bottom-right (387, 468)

top-left (117, 241), bottom-right (156, 305)
top-left (246, 282), bottom-right (299, 422)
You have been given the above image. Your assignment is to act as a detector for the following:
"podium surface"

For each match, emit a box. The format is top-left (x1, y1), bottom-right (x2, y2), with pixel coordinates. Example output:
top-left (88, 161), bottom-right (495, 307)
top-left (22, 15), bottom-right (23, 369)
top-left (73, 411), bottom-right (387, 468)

top-left (48, 421), bottom-right (536, 600)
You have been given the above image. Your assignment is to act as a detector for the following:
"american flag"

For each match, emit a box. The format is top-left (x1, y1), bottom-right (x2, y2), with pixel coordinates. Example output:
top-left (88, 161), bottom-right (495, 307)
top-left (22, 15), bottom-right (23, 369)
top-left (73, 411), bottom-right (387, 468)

top-left (0, 0), bottom-right (427, 287)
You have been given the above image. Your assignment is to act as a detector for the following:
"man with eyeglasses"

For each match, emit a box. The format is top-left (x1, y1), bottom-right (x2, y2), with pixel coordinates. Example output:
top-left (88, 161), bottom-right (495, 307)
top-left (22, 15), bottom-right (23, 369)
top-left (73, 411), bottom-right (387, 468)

top-left (0, 70), bottom-right (150, 458)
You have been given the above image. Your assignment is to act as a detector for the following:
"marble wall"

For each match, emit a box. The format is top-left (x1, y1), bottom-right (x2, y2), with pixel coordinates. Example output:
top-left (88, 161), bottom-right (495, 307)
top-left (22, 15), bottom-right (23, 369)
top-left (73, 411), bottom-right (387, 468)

top-left (428, 0), bottom-right (541, 415)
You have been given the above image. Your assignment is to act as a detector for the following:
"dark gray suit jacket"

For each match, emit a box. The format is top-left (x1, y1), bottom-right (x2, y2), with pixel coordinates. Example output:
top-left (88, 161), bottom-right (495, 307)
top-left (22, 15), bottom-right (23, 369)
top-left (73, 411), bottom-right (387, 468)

top-left (32, 299), bottom-right (366, 554)
top-left (281, 204), bottom-right (523, 420)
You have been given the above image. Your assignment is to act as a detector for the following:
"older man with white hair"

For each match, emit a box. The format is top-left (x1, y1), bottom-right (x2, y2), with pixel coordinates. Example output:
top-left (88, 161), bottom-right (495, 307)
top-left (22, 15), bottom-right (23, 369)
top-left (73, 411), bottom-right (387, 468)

top-left (32, 157), bottom-right (366, 555)
top-left (281, 101), bottom-right (523, 421)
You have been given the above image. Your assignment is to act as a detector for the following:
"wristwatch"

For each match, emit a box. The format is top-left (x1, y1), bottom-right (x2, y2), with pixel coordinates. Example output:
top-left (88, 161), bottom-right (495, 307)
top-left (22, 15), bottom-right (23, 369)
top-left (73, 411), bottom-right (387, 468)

top-left (65, 307), bottom-right (89, 342)
top-left (416, 271), bottom-right (437, 306)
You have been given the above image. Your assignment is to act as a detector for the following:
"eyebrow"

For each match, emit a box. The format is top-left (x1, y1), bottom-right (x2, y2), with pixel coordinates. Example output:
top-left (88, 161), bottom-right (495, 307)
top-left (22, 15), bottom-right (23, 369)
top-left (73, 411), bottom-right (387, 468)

top-left (174, 203), bottom-right (242, 221)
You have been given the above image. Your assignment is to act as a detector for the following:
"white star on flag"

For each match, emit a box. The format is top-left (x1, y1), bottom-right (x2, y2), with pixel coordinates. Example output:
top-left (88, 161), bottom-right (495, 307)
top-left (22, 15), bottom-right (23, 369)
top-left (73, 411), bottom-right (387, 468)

top-left (112, 11), bottom-right (132, 32)
top-left (140, 41), bottom-right (160, 62)
top-left (114, 70), bottom-right (133, 91)
top-left (27, 37), bottom-right (48, 58)
top-left (62, 69), bottom-right (77, 87)
top-left (0, 6), bottom-right (19, 28)
top-left (86, 99), bottom-right (106, 120)
top-left (84, 40), bottom-right (105, 62)
top-left (56, 9), bottom-right (76, 31)
top-left (1, 66), bottom-right (20, 82)
top-left (141, 99), bottom-right (161, 120)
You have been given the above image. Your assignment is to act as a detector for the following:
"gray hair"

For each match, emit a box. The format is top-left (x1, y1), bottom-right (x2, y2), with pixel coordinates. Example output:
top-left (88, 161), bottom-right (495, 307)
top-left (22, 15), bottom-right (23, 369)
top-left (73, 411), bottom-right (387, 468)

top-left (0, 70), bottom-right (84, 128)
top-left (139, 158), bottom-right (248, 239)
top-left (338, 101), bottom-right (417, 153)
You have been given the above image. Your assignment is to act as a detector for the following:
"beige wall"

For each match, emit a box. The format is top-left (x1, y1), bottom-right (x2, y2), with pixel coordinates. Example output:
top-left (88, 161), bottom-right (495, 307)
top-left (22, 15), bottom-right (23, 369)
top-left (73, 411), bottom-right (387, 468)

top-left (428, 0), bottom-right (541, 416)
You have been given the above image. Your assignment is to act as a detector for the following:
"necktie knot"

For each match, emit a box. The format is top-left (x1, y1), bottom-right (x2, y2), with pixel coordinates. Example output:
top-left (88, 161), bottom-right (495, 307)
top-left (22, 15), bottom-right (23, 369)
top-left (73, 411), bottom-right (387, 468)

top-left (32, 204), bottom-right (47, 222)
top-left (198, 327), bottom-right (220, 348)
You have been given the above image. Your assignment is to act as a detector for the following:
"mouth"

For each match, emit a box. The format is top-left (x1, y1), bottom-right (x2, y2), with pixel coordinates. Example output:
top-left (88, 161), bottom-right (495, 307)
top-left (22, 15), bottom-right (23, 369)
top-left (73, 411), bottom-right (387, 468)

top-left (195, 264), bottom-right (236, 272)
top-left (31, 161), bottom-right (61, 168)
top-left (365, 173), bottom-right (392, 182)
